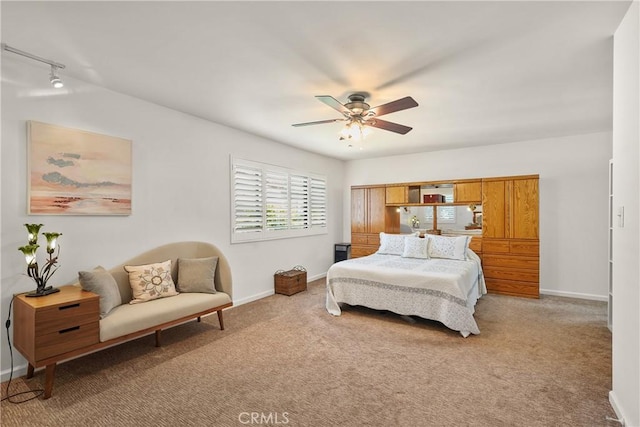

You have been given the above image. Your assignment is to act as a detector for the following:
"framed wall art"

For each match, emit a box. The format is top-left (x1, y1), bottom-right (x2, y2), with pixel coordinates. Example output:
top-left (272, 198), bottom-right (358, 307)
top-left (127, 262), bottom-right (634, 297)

top-left (27, 121), bottom-right (132, 215)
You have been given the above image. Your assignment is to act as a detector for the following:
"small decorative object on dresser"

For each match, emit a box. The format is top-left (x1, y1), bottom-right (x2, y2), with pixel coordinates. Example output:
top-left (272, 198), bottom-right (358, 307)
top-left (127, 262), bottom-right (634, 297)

top-left (274, 266), bottom-right (307, 296)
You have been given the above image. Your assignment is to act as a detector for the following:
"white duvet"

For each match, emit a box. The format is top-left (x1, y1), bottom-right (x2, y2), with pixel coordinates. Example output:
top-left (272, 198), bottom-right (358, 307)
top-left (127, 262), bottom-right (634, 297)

top-left (326, 251), bottom-right (487, 337)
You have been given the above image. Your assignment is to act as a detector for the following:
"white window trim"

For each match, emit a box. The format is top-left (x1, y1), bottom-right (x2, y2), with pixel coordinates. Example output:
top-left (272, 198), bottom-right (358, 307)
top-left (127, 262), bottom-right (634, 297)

top-left (230, 157), bottom-right (328, 243)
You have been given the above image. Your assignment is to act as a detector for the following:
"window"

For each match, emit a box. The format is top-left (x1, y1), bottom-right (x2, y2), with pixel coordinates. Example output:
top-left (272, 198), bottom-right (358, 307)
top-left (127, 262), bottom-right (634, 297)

top-left (231, 158), bottom-right (327, 243)
top-left (424, 194), bottom-right (456, 224)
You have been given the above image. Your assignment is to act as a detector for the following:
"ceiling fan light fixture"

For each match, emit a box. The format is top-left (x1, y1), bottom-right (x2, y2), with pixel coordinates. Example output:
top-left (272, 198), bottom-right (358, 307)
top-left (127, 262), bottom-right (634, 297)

top-left (339, 120), bottom-right (370, 141)
top-left (293, 93), bottom-right (418, 140)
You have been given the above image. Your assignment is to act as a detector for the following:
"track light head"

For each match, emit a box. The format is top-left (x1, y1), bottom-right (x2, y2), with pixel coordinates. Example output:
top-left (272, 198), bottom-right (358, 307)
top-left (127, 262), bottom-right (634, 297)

top-left (2, 44), bottom-right (67, 89)
top-left (49, 65), bottom-right (63, 88)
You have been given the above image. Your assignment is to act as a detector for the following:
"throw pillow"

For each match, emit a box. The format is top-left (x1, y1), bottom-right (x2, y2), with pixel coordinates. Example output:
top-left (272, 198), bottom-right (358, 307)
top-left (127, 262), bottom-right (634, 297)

top-left (377, 232), bottom-right (406, 256)
top-left (78, 266), bottom-right (122, 318)
top-left (177, 257), bottom-right (218, 294)
top-left (427, 235), bottom-right (470, 261)
top-left (124, 260), bottom-right (179, 304)
top-left (402, 236), bottom-right (429, 259)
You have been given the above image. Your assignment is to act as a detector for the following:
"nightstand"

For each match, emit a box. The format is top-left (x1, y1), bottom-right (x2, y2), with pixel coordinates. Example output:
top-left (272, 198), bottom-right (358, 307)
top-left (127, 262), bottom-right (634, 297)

top-left (13, 285), bottom-right (100, 399)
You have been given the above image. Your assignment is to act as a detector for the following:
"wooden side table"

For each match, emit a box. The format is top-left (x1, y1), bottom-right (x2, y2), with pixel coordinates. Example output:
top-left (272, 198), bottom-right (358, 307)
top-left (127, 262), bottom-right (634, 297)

top-left (13, 285), bottom-right (100, 399)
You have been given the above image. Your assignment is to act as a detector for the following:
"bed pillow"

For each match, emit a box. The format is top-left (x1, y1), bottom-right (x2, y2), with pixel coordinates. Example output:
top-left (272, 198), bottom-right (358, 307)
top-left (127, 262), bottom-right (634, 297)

top-left (402, 236), bottom-right (429, 259)
top-left (427, 235), bottom-right (470, 261)
top-left (124, 260), bottom-right (179, 304)
top-left (177, 256), bottom-right (218, 294)
top-left (78, 266), bottom-right (122, 318)
top-left (377, 232), bottom-right (406, 256)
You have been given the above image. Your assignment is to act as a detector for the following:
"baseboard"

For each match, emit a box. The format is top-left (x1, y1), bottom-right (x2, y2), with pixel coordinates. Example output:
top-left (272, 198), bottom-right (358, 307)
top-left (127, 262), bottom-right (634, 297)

top-left (1, 363), bottom-right (28, 383)
top-left (540, 288), bottom-right (608, 302)
top-left (608, 390), bottom-right (627, 426)
top-left (232, 272), bottom-right (326, 307)
top-left (232, 290), bottom-right (274, 306)
top-left (308, 272), bottom-right (327, 282)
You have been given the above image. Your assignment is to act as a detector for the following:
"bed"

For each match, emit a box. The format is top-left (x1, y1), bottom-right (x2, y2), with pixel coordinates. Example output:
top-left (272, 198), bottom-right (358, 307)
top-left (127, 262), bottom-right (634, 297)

top-left (326, 233), bottom-right (486, 337)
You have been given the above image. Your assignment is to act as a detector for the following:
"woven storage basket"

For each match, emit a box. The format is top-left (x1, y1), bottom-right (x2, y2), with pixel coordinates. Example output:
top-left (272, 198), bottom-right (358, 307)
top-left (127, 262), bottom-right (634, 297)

top-left (274, 266), bottom-right (307, 296)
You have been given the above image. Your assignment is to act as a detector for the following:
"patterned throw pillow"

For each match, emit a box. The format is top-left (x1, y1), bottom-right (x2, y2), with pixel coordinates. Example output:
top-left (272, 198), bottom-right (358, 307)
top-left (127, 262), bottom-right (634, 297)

top-left (124, 260), bottom-right (179, 304)
top-left (427, 235), bottom-right (470, 261)
top-left (377, 232), bottom-right (406, 256)
top-left (402, 236), bottom-right (429, 259)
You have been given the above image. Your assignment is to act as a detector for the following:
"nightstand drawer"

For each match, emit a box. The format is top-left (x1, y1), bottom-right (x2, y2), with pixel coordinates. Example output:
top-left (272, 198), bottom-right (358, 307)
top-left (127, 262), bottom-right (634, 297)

top-left (35, 299), bottom-right (100, 336)
top-left (35, 321), bottom-right (99, 361)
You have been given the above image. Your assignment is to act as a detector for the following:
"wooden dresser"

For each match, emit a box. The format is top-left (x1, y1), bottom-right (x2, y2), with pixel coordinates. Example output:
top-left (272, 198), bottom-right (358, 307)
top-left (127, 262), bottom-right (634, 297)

top-left (13, 285), bottom-right (100, 398)
top-left (351, 186), bottom-right (399, 258)
top-left (481, 175), bottom-right (539, 297)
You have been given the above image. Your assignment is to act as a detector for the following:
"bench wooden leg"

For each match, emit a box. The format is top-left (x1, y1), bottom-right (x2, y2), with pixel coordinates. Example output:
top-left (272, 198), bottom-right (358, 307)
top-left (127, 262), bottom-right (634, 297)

top-left (197, 316), bottom-right (201, 323)
top-left (155, 330), bottom-right (162, 347)
top-left (26, 363), bottom-right (34, 379)
top-left (217, 310), bottom-right (225, 330)
top-left (43, 363), bottom-right (56, 399)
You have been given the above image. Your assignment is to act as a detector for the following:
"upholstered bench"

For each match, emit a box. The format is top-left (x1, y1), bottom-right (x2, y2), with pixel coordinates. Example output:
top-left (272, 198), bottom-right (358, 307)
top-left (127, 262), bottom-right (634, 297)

top-left (19, 241), bottom-right (232, 399)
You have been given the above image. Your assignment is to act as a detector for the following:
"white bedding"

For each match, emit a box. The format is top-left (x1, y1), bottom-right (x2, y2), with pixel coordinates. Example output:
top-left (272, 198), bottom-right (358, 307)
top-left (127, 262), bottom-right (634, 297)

top-left (326, 251), bottom-right (487, 337)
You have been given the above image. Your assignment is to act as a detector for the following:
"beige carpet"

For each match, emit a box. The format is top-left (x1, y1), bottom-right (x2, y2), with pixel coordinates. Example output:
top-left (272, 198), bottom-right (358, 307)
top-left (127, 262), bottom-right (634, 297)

top-left (1, 279), bottom-right (617, 427)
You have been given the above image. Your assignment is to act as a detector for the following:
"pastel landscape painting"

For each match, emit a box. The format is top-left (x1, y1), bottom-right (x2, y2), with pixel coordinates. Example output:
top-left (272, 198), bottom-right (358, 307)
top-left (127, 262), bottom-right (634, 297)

top-left (28, 121), bottom-right (132, 215)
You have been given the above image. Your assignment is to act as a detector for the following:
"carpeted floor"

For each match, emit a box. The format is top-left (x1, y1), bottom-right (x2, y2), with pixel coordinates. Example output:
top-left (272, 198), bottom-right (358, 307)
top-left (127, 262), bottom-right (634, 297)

top-left (1, 279), bottom-right (617, 427)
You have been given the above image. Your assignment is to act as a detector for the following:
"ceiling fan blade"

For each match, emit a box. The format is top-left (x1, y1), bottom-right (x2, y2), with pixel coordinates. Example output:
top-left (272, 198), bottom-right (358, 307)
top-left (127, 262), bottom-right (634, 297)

top-left (292, 118), bottom-right (346, 127)
top-left (369, 96), bottom-right (418, 117)
top-left (316, 95), bottom-right (352, 115)
top-left (367, 118), bottom-right (413, 135)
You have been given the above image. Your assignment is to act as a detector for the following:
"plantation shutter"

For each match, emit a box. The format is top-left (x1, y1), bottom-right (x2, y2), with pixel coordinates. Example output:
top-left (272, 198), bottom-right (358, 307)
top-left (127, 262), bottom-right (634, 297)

top-left (439, 194), bottom-right (456, 221)
top-left (233, 164), bottom-right (263, 233)
top-left (424, 194), bottom-right (456, 222)
top-left (231, 158), bottom-right (328, 243)
top-left (310, 177), bottom-right (327, 228)
top-left (290, 174), bottom-right (309, 229)
top-left (265, 170), bottom-right (289, 231)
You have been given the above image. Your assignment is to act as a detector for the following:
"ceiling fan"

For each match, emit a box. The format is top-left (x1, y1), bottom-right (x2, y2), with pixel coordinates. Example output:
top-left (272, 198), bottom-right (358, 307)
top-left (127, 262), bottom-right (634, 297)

top-left (292, 94), bottom-right (419, 139)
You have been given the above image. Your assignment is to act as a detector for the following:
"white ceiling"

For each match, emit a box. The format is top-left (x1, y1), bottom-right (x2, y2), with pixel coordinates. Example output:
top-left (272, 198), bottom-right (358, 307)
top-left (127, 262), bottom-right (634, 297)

top-left (1, 1), bottom-right (631, 160)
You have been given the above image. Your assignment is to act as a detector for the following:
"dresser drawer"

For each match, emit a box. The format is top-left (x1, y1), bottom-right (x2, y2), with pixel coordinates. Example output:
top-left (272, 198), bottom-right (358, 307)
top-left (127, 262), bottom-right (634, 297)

top-left (366, 234), bottom-right (380, 246)
top-left (35, 321), bottom-right (99, 361)
top-left (35, 298), bottom-right (100, 336)
top-left (482, 239), bottom-right (510, 253)
top-left (351, 234), bottom-right (368, 244)
top-left (483, 266), bottom-right (539, 283)
top-left (485, 278), bottom-right (539, 298)
top-left (483, 239), bottom-right (538, 255)
top-left (482, 254), bottom-right (539, 270)
top-left (351, 245), bottom-right (378, 258)
top-left (509, 240), bottom-right (539, 255)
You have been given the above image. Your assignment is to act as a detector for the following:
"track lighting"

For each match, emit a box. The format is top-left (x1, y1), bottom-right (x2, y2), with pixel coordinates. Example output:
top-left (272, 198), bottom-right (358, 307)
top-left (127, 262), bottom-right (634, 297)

top-left (49, 65), bottom-right (64, 88)
top-left (1, 43), bottom-right (66, 89)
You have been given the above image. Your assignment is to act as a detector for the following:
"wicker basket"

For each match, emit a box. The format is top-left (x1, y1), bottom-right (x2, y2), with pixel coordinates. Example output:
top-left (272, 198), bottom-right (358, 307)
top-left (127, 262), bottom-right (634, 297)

top-left (274, 265), bottom-right (307, 296)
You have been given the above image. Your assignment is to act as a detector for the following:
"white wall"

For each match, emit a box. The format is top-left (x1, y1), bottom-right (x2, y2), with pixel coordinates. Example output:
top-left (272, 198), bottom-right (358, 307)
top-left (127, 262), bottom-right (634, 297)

top-left (344, 132), bottom-right (612, 300)
top-left (0, 59), bottom-right (345, 380)
top-left (611, 2), bottom-right (640, 425)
